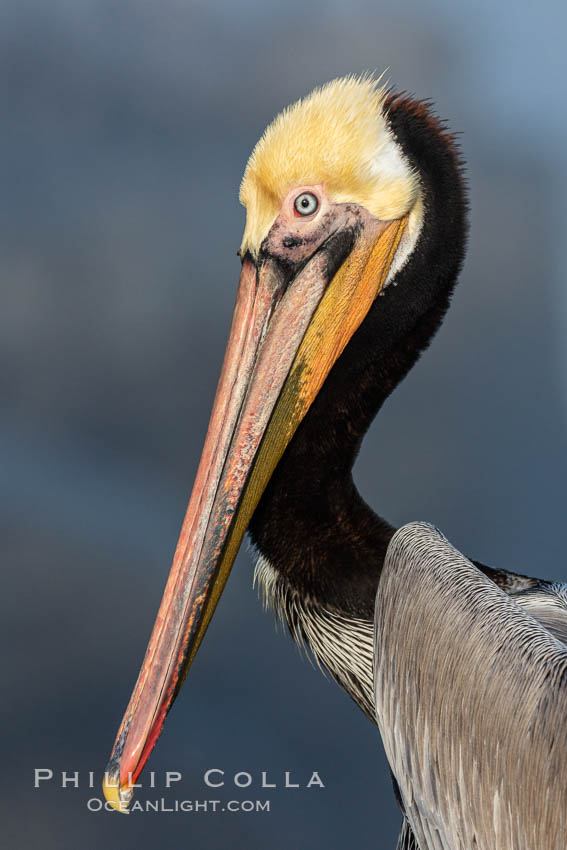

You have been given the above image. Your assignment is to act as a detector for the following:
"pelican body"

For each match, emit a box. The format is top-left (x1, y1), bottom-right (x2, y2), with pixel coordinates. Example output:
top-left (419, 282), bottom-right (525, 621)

top-left (103, 77), bottom-right (567, 848)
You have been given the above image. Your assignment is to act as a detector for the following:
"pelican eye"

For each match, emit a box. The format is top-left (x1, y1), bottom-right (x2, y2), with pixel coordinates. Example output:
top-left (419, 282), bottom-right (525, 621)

top-left (294, 192), bottom-right (319, 216)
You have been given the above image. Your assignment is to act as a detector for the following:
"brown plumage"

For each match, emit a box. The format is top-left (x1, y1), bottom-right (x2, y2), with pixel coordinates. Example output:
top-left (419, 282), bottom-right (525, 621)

top-left (376, 523), bottom-right (567, 849)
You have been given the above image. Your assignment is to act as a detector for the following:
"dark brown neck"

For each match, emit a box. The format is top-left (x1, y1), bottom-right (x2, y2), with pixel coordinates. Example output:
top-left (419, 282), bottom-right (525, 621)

top-left (248, 94), bottom-right (468, 619)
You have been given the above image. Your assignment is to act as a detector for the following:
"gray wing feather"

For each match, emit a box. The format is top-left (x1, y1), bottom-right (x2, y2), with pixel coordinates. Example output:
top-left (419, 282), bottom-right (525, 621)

top-left (374, 522), bottom-right (567, 850)
top-left (396, 817), bottom-right (419, 850)
top-left (512, 583), bottom-right (567, 644)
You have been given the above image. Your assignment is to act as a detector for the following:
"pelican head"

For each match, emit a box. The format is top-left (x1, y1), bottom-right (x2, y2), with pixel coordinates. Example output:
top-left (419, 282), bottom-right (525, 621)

top-left (103, 75), bottom-right (424, 810)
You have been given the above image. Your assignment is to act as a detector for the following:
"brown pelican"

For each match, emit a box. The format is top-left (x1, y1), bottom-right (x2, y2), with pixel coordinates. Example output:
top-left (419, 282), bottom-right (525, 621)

top-left (103, 76), bottom-right (567, 848)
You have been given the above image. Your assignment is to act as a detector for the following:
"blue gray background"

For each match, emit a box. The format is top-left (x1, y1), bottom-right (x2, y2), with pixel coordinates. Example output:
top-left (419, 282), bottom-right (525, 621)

top-left (3, 1), bottom-right (567, 847)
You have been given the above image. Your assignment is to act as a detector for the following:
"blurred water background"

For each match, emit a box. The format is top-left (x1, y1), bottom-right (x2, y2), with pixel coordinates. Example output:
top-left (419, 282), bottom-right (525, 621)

top-left (3, 1), bottom-right (567, 847)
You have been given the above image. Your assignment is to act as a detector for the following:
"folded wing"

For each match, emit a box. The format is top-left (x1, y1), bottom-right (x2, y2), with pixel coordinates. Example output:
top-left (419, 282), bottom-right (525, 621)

top-left (374, 522), bottom-right (567, 850)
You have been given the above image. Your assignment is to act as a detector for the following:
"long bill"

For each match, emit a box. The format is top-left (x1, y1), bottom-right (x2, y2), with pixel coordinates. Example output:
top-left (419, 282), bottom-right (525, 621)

top-left (103, 213), bottom-right (407, 811)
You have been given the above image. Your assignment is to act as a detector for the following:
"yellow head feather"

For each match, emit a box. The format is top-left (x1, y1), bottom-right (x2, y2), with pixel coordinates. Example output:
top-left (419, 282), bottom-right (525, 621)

top-left (239, 75), bottom-right (419, 256)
